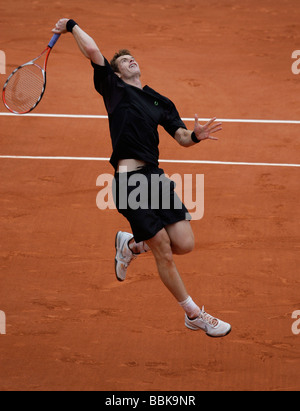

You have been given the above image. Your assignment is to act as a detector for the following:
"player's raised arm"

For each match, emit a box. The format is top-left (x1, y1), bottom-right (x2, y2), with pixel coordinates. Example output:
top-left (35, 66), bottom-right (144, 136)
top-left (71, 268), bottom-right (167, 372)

top-left (52, 19), bottom-right (104, 66)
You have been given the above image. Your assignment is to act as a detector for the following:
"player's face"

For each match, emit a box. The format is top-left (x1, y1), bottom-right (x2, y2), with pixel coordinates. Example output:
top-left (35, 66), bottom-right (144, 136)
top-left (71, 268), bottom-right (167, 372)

top-left (116, 55), bottom-right (141, 79)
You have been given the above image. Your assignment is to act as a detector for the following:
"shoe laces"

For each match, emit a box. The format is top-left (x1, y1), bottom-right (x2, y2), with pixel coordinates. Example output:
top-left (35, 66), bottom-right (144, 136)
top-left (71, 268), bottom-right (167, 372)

top-left (199, 306), bottom-right (219, 328)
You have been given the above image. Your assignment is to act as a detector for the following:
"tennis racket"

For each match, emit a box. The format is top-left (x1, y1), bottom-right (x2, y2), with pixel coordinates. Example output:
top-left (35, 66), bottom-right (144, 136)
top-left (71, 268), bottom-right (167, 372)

top-left (2, 33), bottom-right (60, 114)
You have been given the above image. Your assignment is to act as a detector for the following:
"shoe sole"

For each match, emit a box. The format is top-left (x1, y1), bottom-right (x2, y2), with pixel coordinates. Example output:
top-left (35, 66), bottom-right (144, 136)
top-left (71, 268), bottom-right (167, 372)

top-left (115, 231), bottom-right (124, 282)
top-left (186, 323), bottom-right (232, 338)
top-left (206, 327), bottom-right (232, 338)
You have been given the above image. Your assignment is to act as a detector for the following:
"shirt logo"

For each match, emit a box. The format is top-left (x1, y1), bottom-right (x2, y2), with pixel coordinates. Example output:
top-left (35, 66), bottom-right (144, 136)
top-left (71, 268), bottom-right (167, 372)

top-left (154, 101), bottom-right (159, 106)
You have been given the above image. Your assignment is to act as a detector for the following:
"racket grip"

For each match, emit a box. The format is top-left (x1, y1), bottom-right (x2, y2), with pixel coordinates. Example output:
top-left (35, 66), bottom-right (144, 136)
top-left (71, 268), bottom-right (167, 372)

top-left (48, 33), bottom-right (61, 48)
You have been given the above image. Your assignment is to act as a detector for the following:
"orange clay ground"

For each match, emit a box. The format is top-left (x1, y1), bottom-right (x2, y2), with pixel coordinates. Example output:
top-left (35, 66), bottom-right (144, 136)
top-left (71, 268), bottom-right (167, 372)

top-left (0, 0), bottom-right (299, 391)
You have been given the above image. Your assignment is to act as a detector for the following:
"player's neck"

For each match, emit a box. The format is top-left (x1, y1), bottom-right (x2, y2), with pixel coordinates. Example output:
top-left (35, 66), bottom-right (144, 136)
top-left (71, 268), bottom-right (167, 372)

top-left (123, 75), bottom-right (143, 90)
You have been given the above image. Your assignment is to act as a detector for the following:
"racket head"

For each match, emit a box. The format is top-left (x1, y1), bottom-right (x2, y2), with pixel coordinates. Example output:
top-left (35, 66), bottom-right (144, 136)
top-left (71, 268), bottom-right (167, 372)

top-left (2, 62), bottom-right (46, 114)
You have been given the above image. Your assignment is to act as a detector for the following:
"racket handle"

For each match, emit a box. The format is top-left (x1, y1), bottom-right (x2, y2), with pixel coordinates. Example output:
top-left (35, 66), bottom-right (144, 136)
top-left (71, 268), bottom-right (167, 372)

top-left (48, 33), bottom-right (61, 48)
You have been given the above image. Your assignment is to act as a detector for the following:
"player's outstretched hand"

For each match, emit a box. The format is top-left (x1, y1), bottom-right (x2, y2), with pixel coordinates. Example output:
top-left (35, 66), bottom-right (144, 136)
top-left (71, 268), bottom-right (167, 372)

top-left (52, 19), bottom-right (69, 34)
top-left (193, 114), bottom-right (222, 141)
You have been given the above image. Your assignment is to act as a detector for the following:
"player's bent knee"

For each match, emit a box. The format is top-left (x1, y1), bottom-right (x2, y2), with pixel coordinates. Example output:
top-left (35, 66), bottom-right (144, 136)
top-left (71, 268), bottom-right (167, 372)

top-left (183, 240), bottom-right (194, 254)
top-left (172, 237), bottom-right (194, 255)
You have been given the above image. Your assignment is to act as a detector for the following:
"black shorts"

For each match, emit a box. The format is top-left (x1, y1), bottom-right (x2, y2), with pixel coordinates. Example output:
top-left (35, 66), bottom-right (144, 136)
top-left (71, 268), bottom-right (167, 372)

top-left (113, 165), bottom-right (191, 243)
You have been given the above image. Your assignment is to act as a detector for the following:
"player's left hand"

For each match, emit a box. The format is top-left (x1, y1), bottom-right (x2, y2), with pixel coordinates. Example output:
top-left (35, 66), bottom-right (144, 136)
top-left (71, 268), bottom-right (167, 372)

top-left (193, 115), bottom-right (222, 141)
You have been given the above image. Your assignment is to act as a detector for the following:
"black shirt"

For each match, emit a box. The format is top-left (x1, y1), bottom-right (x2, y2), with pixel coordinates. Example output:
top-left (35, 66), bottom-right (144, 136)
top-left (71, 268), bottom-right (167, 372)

top-left (92, 58), bottom-right (187, 170)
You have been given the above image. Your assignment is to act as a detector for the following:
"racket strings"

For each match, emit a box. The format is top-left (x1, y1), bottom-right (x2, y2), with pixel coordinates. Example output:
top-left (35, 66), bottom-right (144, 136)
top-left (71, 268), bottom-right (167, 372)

top-left (4, 64), bottom-right (45, 113)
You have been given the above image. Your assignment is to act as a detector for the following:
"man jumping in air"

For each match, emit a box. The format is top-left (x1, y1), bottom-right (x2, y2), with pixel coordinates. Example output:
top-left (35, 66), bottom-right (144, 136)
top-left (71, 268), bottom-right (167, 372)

top-left (53, 18), bottom-right (231, 338)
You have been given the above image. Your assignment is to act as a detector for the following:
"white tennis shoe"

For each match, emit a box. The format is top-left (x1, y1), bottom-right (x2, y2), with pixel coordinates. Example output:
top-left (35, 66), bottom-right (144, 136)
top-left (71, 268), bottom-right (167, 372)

top-left (185, 306), bottom-right (231, 338)
top-left (115, 231), bottom-right (136, 282)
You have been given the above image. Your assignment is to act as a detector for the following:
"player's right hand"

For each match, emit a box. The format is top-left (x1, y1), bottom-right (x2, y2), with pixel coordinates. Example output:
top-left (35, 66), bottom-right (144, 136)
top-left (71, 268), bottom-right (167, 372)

top-left (52, 19), bottom-right (69, 34)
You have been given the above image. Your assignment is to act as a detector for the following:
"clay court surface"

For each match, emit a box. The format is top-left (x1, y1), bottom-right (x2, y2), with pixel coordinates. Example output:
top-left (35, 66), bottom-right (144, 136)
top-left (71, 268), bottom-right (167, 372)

top-left (0, 0), bottom-right (300, 391)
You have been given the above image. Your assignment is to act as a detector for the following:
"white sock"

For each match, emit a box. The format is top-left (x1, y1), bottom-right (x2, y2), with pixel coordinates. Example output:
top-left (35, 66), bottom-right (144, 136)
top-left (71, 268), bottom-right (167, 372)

top-left (179, 296), bottom-right (201, 319)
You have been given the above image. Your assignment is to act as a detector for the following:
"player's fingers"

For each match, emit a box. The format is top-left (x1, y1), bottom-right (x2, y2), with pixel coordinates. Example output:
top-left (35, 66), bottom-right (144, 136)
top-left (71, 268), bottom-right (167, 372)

top-left (209, 124), bottom-right (222, 132)
top-left (210, 127), bottom-right (222, 134)
top-left (205, 117), bottom-right (217, 127)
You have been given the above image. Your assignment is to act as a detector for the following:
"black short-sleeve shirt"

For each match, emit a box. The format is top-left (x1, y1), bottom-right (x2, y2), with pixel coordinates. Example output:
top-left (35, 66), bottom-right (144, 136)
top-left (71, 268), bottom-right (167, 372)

top-left (92, 58), bottom-right (187, 170)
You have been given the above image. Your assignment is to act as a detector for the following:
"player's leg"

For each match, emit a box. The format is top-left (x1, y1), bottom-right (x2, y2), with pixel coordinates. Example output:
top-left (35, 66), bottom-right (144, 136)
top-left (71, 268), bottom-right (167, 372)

top-left (145, 227), bottom-right (200, 318)
top-left (165, 220), bottom-right (194, 255)
top-left (146, 226), bottom-right (232, 337)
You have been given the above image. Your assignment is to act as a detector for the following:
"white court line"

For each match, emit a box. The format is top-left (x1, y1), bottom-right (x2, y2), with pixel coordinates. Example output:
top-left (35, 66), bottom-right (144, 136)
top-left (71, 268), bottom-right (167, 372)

top-left (1, 112), bottom-right (299, 167)
top-left (0, 111), bottom-right (300, 124)
top-left (0, 155), bottom-right (299, 168)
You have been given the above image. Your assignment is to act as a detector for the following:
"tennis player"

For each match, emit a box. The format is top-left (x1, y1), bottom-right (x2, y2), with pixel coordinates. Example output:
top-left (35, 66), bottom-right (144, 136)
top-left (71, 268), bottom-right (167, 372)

top-left (53, 19), bottom-right (231, 337)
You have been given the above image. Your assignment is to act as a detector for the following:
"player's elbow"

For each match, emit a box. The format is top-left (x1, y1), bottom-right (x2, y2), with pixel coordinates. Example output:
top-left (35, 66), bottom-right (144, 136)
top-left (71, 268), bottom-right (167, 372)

top-left (177, 137), bottom-right (192, 148)
top-left (89, 49), bottom-right (105, 66)
top-left (174, 128), bottom-right (192, 147)
top-left (174, 129), bottom-right (184, 146)
top-left (85, 46), bottom-right (98, 58)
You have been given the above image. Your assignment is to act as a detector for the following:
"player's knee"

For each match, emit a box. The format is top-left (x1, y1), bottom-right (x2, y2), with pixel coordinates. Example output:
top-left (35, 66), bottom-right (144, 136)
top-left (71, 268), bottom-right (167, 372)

top-left (177, 243), bottom-right (194, 255)
top-left (172, 236), bottom-right (194, 255)
top-left (150, 233), bottom-right (174, 264)
top-left (183, 237), bottom-right (195, 254)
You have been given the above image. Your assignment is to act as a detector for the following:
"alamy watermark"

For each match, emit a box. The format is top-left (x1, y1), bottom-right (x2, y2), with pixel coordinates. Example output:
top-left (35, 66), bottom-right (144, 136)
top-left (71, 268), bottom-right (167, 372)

top-left (291, 50), bottom-right (300, 75)
top-left (96, 169), bottom-right (204, 221)
top-left (0, 311), bottom-right (6, 335)
top-left (291, 310), bottom-right (300, 335)
top-left (0, 50), bottom-right (6, 75)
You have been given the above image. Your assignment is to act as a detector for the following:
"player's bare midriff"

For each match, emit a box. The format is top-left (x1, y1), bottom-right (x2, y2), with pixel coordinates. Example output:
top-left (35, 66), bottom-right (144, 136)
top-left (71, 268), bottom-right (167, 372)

top-left (117, 159), bottom-right (147, 173)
